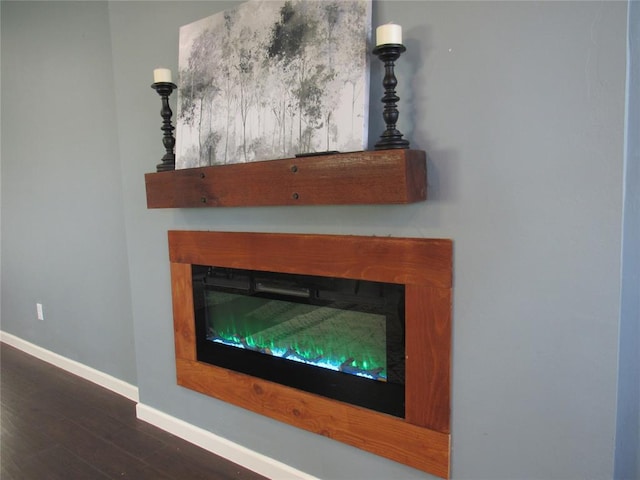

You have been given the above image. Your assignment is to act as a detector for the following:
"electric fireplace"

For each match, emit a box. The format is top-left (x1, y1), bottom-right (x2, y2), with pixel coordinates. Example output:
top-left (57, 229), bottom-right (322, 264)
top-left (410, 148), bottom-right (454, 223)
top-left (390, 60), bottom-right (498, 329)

top-left (169, 231), bottom-right (452, 478)
top-left (193, 266), bottom-right (406, 417)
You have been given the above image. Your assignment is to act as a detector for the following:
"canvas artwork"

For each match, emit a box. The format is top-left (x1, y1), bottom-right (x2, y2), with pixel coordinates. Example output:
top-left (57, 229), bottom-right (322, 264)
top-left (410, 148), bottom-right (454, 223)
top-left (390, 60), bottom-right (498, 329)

top-left (176, 0), bottom-right (371, 168)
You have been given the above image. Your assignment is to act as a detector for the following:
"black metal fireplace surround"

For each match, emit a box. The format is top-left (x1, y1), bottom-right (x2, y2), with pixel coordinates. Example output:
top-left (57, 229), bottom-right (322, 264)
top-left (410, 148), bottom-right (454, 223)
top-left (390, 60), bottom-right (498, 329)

top-left (192, 265), bottom-right (406, 417)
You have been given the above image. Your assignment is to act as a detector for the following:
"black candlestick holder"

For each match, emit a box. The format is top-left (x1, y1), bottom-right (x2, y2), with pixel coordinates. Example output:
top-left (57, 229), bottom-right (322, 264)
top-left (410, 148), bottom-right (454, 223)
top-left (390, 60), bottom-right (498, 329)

top-left (372, 44), bottom-right (410, 150)
top-left (151, 82), bottom-right (178, 172)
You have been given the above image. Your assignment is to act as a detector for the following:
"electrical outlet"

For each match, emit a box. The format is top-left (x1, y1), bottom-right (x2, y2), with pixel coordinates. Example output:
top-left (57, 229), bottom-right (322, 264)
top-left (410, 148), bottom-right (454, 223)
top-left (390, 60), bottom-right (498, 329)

top-left (36, 303), bottom-right (44, 321)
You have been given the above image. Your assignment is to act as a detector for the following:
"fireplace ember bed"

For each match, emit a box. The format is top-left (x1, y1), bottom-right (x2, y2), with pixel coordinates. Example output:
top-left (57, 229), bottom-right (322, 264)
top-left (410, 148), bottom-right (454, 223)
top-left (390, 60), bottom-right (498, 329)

top-left (168, 231), bottom-right (452, 478)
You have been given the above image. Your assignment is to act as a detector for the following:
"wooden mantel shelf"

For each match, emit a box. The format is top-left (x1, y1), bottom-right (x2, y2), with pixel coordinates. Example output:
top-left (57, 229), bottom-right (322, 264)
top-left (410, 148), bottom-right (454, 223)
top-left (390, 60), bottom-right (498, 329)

top-left (144, 149), bottom-right (426, 208)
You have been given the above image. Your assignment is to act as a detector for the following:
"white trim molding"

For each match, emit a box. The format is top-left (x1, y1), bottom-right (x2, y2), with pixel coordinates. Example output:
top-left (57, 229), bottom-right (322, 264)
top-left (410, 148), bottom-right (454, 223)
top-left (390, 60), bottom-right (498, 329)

top-left (136, 403), bottom-right (319, 480)
top-left (0, 331), bottom-right (139, 402)
top-left (1, 331), bottom-right (317, 480)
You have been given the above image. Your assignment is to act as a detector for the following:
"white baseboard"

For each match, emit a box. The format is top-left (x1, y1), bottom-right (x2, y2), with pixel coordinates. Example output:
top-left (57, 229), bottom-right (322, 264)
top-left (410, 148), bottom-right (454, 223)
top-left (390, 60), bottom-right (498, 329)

top-left (0, 331), bottom-right (139, 402)
top-left (136, 403), bottom-right (319, 480)
top-left (1, 331), bottom-right (316, 480)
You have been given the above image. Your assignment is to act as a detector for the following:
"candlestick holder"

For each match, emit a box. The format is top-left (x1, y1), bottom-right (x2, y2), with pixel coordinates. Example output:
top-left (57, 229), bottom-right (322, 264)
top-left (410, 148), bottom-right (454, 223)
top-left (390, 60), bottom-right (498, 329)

top-left (372, 44), bottom-right (410, 150)
top-left (151, 81), bottom-right (178, 172)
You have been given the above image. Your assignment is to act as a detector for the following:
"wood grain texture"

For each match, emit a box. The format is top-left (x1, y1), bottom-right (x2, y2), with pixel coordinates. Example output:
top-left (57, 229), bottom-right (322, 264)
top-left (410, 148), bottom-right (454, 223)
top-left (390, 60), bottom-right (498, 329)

top-left (1, 344), bottom-right (267, 480)
top-left (168, 231), bottom-right (452, 289)
top-left (145, 150), bottom-right (426, 208)
top-left (405, 285), bottom-right (452, 433)
top-left (176, 358), bottom-right (450, 478)
top-left (171, 263), bottom-right (196, 362)
top-left (168, 231), bottom-right (452, 478)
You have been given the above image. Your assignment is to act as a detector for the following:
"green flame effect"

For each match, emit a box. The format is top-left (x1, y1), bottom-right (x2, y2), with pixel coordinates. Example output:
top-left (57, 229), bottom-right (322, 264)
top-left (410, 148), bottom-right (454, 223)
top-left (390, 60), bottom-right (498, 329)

top-left (205, 292), bottom-right (387, 380)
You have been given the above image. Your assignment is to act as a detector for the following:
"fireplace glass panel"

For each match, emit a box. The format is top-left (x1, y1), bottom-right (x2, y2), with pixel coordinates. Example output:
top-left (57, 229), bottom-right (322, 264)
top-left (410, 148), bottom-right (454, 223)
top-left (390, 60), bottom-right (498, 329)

top-left (192, 265), bottom-right (406, 417)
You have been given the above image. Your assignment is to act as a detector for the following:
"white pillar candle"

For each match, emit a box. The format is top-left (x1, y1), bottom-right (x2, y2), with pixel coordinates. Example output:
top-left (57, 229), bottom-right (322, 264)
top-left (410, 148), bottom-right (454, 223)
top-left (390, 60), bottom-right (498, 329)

top-left (153, 68), bottom-right (172, 83)
top-left (376, 23), bottom-right (402, 46)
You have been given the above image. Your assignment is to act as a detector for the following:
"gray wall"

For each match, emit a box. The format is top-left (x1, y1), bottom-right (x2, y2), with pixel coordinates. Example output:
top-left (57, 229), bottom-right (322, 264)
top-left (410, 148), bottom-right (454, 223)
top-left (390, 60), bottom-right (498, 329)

top-left (2, 1), bottom-right (636, 479)
top-left (1, 1), bottom-right (136, 384)
top-left (615, 1), bottom-right (640, 478)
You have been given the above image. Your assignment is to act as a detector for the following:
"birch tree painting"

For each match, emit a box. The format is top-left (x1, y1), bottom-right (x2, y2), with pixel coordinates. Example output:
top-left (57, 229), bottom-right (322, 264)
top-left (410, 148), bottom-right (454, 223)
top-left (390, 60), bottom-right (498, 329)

top-left (176, 0), bottom-right (371, 168)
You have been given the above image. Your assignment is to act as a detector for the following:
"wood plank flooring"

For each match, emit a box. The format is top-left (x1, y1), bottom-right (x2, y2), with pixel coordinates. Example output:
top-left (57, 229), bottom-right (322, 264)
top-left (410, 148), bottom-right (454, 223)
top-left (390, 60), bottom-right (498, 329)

top-left (0, 343), bottom-right (268, 480)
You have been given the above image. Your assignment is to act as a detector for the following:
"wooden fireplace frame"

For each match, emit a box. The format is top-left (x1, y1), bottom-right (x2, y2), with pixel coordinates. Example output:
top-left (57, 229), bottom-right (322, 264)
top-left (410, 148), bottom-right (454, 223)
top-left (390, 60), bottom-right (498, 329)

top-left (168, 231), bottom-right (452, 478)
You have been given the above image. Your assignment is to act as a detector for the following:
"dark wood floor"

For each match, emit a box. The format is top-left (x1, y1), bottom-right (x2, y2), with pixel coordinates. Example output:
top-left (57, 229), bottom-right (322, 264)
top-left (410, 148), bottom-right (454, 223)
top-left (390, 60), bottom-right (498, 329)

top-left (0, 343), bottom-right (268, 480)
